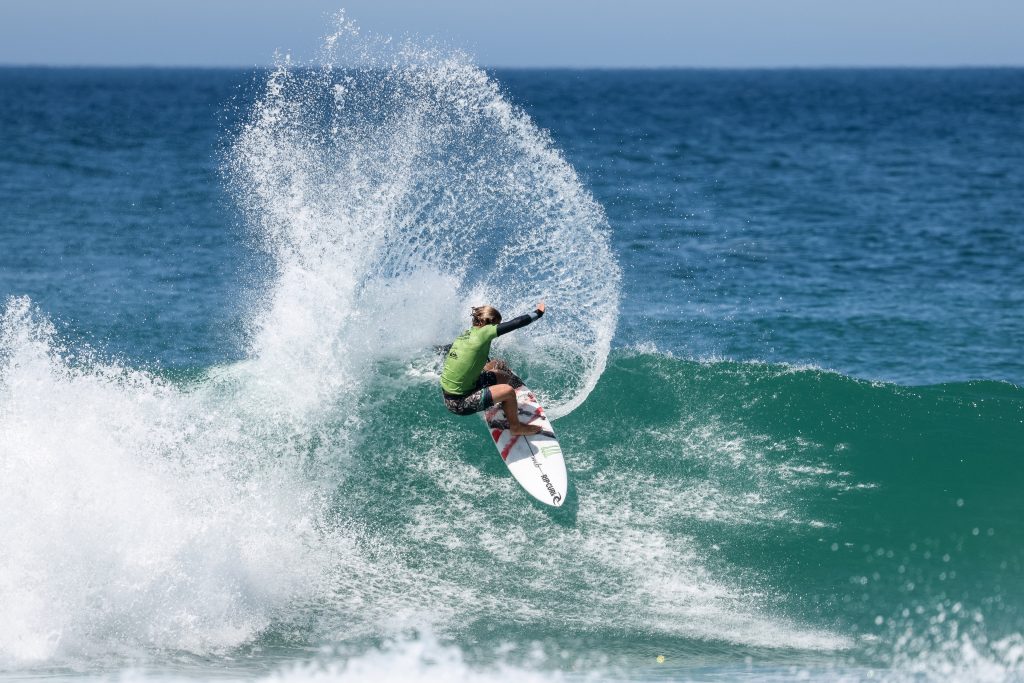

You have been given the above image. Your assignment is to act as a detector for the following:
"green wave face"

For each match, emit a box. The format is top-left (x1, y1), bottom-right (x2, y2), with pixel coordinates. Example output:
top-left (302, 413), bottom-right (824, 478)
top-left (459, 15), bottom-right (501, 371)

top-left (321, 351), bottom-right (1023, 670)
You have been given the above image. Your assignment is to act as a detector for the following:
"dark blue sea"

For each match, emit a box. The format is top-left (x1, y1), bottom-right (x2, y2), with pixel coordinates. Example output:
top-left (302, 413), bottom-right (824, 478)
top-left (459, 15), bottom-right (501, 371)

top-left (1, 27), bottom-right (1022, 683)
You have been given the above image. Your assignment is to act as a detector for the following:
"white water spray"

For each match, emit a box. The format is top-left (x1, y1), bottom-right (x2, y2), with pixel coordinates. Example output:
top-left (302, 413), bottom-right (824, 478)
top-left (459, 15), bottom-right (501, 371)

top-left (225, 15), bottom-right (621, 419)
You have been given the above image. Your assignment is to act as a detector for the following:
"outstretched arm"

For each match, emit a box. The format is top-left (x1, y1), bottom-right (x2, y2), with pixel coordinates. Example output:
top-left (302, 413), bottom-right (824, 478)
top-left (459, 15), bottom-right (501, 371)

top-left (496, 302), bottom-right (546, 337)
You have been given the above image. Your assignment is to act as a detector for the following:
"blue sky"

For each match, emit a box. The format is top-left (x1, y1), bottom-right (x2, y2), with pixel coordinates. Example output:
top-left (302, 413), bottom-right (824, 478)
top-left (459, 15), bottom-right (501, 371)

top-left (2, 0), bottom-right (1022, 68)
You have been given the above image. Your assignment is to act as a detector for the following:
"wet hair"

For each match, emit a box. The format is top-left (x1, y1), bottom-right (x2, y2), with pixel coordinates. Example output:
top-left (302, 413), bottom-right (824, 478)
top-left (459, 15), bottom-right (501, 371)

top-left (471, 305), bottom-right (502, 326)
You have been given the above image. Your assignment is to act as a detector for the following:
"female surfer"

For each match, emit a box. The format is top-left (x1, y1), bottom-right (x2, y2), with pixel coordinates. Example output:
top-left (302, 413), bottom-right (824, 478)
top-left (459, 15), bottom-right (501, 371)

top-left (440, 302), bottom-right (546, 435)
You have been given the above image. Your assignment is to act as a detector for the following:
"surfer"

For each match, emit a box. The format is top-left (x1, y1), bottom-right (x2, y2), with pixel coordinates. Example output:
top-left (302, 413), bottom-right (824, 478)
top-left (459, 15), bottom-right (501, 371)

top-left (441, 303), bottom-right (546, 435)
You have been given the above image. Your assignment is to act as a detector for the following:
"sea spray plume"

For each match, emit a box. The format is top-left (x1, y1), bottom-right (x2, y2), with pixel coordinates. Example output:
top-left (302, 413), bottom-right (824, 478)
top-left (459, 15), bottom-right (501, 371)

top-left (225, 16), bottom-right (620, 419)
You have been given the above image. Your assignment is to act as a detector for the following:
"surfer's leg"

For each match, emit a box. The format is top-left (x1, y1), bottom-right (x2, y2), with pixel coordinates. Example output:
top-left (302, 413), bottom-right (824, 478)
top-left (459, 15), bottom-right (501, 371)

top-left (488, 383), bottom-right (541, 436)
top-left (484, 366), bottom-right (524, 389)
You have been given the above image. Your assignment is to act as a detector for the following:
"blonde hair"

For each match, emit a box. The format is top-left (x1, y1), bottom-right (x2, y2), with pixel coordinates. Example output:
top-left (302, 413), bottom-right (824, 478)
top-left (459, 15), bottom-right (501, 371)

top-left (471, 305), bottom-right (502, 326)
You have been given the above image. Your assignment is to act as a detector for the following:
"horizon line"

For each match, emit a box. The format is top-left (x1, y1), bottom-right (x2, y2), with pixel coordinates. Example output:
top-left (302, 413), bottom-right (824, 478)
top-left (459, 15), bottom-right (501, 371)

top-left (2, 62), bottom-right (1024, 71)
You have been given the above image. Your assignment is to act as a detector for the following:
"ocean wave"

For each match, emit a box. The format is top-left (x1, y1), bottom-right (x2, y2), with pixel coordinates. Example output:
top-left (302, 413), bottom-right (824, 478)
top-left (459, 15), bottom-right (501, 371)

top-left (2, 14), bottom-right (1021, 681)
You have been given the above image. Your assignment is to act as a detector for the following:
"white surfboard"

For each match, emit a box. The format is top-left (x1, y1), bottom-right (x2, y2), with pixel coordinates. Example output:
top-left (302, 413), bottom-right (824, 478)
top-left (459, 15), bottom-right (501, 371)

top-left (482, 385), bottom-right (568, 507)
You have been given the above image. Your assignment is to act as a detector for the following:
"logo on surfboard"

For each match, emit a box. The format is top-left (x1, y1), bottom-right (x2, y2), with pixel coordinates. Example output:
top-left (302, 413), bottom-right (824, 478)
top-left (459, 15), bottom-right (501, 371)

top-left (532, 454), bottom-right (562, 504)
top-left (537, 444), bottom-right (561, 459)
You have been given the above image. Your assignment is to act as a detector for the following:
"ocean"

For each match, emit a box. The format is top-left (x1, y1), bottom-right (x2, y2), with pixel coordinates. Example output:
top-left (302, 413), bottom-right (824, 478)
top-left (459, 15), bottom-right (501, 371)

top-left (1, 21), bottom-right (1022, 683)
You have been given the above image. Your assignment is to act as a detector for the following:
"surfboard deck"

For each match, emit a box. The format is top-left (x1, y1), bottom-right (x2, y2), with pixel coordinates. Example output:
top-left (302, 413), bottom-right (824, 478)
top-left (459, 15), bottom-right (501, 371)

top-left (482, 385), bottom-right (567, 507)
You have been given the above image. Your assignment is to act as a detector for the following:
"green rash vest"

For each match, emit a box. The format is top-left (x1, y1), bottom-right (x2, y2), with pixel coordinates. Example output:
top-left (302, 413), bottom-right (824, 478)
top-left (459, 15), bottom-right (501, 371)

top-left (440, 324), bottom-right (498, 395)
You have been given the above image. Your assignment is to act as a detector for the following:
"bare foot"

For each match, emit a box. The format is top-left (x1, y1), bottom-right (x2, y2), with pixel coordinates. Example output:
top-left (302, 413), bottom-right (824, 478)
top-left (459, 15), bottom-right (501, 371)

top-left (509, 423), bottom-right (542, 436)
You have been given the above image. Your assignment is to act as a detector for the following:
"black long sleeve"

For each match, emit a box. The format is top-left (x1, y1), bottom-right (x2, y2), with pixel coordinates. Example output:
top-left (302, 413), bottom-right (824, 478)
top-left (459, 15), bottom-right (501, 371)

top-left (496, 308), bottom-right (544, 337)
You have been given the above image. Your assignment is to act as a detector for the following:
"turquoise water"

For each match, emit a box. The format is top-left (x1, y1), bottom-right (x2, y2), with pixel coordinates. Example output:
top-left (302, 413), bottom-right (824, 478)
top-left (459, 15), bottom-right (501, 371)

top-left (1, 19), bottom-right (1022, 683)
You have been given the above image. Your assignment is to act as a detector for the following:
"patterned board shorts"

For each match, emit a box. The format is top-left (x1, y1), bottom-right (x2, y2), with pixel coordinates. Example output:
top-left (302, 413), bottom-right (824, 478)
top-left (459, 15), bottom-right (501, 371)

top-left (442, 371), bottom-right (500, 416)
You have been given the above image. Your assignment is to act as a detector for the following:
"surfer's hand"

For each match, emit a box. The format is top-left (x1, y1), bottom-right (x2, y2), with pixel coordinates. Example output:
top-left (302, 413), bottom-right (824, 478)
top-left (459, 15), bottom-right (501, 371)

top-left (536, 301), bottom-right (546, 314)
